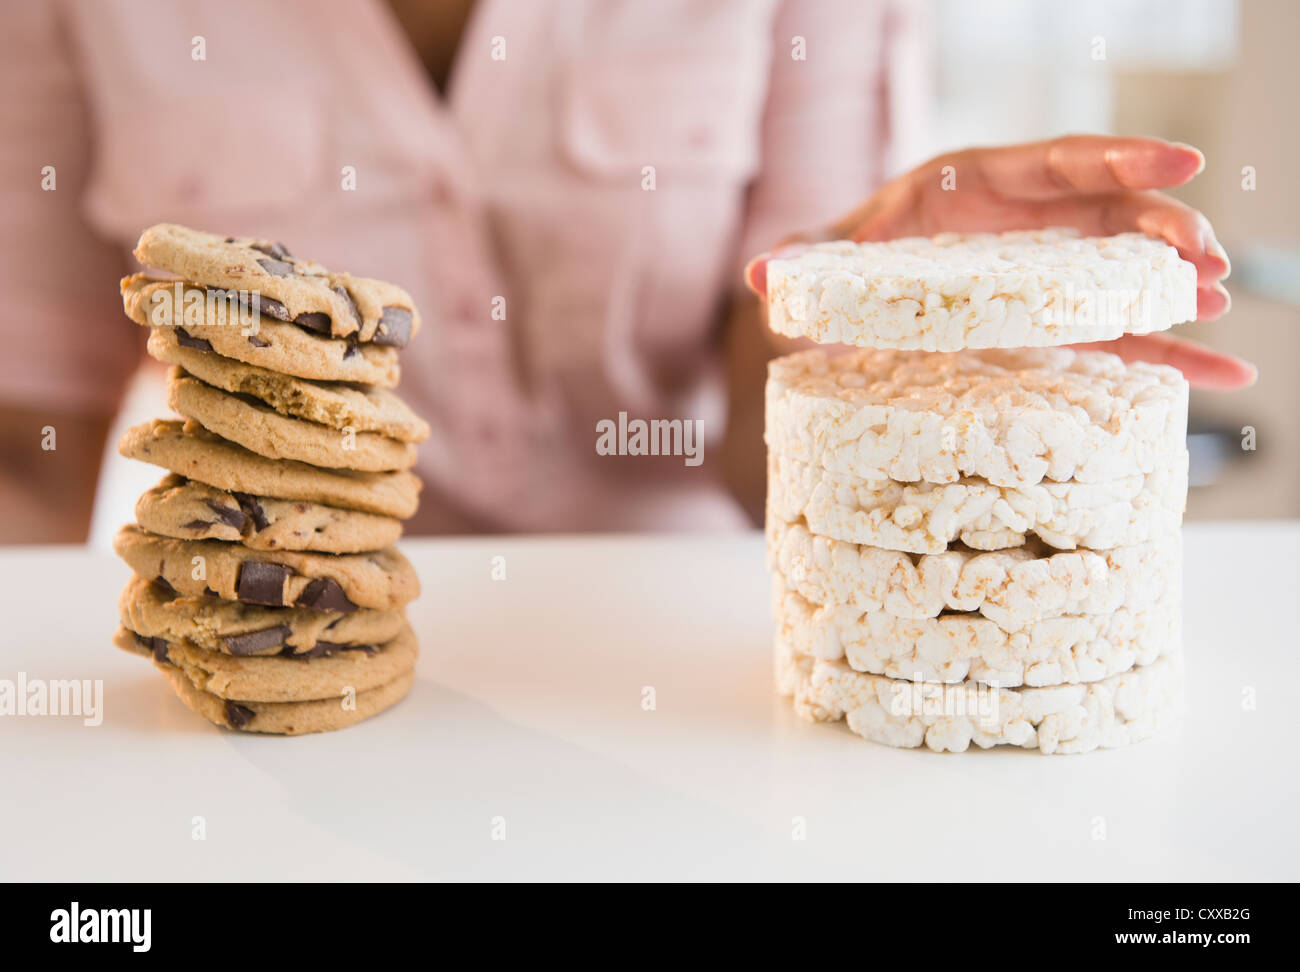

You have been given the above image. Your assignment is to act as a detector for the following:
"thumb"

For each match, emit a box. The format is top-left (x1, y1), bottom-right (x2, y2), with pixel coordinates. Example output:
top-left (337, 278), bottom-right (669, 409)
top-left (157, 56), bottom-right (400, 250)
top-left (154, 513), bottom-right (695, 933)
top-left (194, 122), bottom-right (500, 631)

top-left (743, 230), bottom-right (833, 296)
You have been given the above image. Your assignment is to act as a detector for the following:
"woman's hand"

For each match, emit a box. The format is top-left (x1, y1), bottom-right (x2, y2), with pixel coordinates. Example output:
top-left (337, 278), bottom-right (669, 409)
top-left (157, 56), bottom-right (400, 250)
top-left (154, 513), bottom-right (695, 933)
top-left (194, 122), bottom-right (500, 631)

top-left (744, 135), bottom-right (1254, 390)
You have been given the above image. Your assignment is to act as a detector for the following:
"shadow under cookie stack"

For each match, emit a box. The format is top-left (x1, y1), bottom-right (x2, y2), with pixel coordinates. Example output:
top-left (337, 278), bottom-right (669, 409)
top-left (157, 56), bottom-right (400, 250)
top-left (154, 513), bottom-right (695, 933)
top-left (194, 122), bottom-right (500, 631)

top-left (112, 224), bottom-right (428, 735)
top-left (763, 230), bottom-right (1197, 753)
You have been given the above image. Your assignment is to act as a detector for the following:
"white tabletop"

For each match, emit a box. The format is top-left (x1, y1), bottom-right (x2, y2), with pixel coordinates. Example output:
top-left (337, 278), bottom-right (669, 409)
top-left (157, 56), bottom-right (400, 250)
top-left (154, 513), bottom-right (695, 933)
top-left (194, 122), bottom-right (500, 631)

top-left (2, 523), bottom-right (1297, 882)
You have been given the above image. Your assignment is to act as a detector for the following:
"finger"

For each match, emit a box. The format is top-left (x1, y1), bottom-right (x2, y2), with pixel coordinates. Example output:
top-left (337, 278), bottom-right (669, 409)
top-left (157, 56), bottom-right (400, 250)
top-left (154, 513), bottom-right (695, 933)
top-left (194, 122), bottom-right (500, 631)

top-left (743, 255), bottom-right (766, 296)
top-left (967, 135), bottom-right (1204, 201)
top-left (743, 241), bottom-right (813, 297)
top-left (797, 190), bottom-right (1231, 292)
top-left (1197, 283), bottom-right (1231, 321)
top-left (1115, 195), bottom-right (1231, 285)
top-left (835, 178), bottom-right (921, 243)
top-left (842, 137), bottom-right (1203, 239)
top-left (847, 188), bottom-right (1228, 289)
top-left (1070, 332), bottom-right (1256, 390)
top-left (1005, 191), bottom-right (1230, 285)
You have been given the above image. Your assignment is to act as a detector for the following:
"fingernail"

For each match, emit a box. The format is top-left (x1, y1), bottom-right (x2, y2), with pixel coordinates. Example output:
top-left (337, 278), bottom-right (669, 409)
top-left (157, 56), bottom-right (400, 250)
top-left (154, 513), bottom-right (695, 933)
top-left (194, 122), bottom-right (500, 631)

top-left (743, 255), bottom-right (767, 295)
top-left (1207, 236), bottom-right (1231, 277)
top-left (1172, 142), bottom-right (1206, 173)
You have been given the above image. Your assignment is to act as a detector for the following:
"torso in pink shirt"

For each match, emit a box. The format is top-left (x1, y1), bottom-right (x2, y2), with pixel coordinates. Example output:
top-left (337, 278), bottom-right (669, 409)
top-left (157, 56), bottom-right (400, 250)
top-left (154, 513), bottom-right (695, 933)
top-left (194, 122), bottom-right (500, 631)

top-left (0, 0), bottom-right (926, 533)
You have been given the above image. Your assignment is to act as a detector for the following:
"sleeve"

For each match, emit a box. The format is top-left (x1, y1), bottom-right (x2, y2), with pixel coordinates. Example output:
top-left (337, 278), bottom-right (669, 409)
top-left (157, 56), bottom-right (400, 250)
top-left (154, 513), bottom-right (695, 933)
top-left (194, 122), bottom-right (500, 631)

top-left (0, 0), bottom-right (140, 415)
top-left (734, 0), bottom-right (933, 274)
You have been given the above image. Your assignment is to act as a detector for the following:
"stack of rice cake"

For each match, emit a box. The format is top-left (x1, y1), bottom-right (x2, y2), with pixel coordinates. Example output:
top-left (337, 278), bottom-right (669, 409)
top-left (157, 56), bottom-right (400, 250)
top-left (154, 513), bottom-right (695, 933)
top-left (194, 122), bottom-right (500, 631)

top-left (112, 224), bottom-right (428, 735)
top-left (763, 229), bottom-right (1198, 753)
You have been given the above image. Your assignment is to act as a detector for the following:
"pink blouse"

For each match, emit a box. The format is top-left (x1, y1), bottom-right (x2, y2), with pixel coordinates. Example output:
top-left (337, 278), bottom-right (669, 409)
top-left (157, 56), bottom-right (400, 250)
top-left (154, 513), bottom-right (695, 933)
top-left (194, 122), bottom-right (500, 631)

top-left (0, 0), bottom-right (928, 533)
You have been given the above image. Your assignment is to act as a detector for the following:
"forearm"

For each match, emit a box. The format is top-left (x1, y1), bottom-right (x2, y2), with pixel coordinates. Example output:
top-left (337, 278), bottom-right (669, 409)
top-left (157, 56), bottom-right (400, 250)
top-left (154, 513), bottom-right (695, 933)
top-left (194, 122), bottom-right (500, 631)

top-left (0, 406), bottom-right (110, 544)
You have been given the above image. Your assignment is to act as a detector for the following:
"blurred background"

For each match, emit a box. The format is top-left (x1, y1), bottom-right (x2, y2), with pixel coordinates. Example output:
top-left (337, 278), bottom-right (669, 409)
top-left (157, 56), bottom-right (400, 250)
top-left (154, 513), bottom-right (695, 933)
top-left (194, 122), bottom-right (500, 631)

top-left (6, 0), bottom-right (1295, 547)
top-left (915, 0), bottom-right (1300, 521)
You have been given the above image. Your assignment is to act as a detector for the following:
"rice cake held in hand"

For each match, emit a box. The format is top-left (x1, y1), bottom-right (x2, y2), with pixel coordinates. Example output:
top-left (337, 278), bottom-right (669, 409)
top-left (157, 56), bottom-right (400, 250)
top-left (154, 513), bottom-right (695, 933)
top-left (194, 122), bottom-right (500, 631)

top-left (765, 229), bottom-right (1196, 350)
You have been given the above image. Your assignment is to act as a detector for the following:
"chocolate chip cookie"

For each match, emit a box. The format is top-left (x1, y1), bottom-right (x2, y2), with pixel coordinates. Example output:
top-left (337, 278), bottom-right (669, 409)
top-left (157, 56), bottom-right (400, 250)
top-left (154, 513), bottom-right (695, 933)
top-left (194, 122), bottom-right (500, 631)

top-left (114, 525), bottom-right (420, 612)
top-left (134, 224), bottom-right (420, 347)
top-left (122, 275), bottom-right (401, 387)
top-left (119, 576), bottom-right (405, 656)
top-left (116, 223), bottom-right (428, 737)
top-left (135, 474), bottom-right (403, 553)
top-left (167, 370), bottom-right (417, 473)
top-left (151, 648), bottom-right (416, 734)
top-left (119, 420), bottom-right (421, 519)
top-left (147, 327), bottom-right (428, 441)
top-left (115, 622), bottom-right (417, 702)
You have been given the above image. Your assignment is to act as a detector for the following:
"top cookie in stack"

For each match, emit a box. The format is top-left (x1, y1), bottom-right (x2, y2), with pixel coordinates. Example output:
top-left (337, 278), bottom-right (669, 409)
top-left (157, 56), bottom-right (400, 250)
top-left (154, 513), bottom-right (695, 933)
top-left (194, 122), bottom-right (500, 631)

top-left (112, 224), bottom-right (428, 735)
top-left (762, 228), bottom-right (1199, 754)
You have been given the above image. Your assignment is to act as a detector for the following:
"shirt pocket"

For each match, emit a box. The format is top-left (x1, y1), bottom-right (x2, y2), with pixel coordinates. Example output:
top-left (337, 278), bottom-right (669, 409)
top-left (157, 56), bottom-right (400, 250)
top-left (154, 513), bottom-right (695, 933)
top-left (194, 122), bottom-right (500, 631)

top-left (85, 84), bottom-right (327, 240)
top-left (558, 40), bottom-right (766, 184)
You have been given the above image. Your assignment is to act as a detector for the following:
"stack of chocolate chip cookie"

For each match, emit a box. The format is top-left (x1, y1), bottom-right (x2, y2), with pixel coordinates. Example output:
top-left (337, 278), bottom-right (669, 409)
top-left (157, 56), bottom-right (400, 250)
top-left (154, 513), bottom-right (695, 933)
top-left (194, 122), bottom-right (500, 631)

top-left (111, 224), bottom-right (427, 735)
top-left (762, 229), bottom-right (1199, 754)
